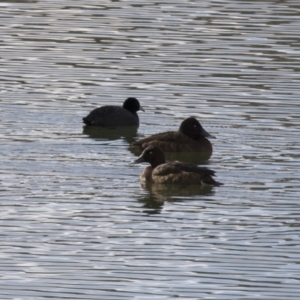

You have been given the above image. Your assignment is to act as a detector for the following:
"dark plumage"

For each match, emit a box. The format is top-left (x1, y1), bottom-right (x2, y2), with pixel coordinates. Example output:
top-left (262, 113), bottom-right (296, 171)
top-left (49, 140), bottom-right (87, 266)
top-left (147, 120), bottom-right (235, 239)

top-left (83, 97), bottom-right (144, 127)
top-left (130, 117), bottom-right (215, 160)
top-left (133, 146), bottom-right (222, 186)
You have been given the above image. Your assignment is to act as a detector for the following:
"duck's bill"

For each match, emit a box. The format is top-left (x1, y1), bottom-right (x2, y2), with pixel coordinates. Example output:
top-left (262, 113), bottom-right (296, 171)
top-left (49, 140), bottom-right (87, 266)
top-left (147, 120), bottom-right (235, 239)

top-left (201, 127), bottom-right (216, 139)
top-left (132, 155), bottom-right (146, 164)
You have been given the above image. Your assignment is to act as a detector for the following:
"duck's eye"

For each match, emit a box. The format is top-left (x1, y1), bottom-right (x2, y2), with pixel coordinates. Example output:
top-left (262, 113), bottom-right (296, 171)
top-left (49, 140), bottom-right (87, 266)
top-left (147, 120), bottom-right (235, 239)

top-left (148, 151), bottom-right (153, 155)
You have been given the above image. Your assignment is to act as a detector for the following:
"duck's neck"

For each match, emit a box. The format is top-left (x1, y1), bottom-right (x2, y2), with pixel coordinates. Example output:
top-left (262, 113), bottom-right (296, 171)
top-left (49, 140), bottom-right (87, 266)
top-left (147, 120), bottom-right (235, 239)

top-left (150, 157), bottom-right (165, 169)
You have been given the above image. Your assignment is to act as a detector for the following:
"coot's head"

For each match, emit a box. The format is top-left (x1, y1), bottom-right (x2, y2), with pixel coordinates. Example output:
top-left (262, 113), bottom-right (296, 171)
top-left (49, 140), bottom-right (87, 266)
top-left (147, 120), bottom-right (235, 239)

top-left (123, 97), bottom-right (144, 113)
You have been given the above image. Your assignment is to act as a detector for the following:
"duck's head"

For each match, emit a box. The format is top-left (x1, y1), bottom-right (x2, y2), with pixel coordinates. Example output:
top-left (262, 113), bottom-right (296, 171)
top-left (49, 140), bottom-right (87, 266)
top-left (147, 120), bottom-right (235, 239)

top-left (179, 117), bottom-right (215, 140)
top-left (133, 145), bottom-right (166, 168)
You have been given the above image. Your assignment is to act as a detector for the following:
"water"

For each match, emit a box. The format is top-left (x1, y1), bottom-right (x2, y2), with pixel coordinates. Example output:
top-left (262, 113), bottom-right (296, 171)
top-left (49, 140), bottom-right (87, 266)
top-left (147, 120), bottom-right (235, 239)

top-left (1, 0), bottom-right (300, 299)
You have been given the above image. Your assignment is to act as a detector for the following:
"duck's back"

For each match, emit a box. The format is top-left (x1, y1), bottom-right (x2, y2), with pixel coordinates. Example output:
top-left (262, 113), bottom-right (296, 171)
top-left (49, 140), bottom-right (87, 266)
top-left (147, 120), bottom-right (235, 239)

top-left (152, 161), bottom-right (220, 185)
top-left (83, 106), bottom-right (139, 127)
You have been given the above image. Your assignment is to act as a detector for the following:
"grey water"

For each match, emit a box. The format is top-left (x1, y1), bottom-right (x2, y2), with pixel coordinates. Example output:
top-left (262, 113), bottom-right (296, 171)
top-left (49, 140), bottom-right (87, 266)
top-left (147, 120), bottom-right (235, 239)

top-left (1, 0), bottom-right (300, 299)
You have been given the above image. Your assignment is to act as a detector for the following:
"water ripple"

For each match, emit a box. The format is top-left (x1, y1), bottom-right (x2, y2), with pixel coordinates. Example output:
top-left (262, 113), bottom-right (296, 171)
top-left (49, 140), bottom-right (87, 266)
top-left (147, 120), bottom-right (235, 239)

top-left (0, 0), bottom-right (300, 299)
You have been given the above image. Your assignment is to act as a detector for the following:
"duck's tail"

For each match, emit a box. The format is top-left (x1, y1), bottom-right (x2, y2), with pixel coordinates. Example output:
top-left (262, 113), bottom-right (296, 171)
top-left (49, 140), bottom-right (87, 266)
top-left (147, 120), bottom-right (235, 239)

top-left (202, 175), bottom-right (223, 186)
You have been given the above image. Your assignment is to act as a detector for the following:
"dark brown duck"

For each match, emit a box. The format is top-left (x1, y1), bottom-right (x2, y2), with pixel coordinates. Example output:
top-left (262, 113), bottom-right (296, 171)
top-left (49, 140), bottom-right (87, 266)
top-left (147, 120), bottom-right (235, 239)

top-left (133, 145), bottom-right (222, 186)
top-left (83, 97), bottom-right (144, 127)
top-left (130, 117), bottom-right (215, 160)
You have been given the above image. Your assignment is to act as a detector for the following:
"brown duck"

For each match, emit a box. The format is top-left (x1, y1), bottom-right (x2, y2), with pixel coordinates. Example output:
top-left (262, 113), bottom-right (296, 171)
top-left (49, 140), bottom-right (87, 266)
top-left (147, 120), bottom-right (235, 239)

top-left (130, 117), bottom-right (215, 160)
top-left (133, 145), bottom-right (222, 186)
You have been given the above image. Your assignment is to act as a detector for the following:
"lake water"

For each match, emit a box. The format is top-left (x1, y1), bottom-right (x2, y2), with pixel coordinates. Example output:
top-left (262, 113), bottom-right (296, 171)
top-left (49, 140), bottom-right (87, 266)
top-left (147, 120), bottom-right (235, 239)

top-left (1, 0), bottom-right (300, 299)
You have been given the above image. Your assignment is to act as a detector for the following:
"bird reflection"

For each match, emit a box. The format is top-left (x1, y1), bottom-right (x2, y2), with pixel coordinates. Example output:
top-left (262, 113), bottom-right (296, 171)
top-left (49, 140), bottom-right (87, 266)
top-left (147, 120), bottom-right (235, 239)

top-left (138, 192), bottom-right (165, 215)
top-left (138, 182), bottom-right (214, 215)
top-left (83, 125), bottom-right (138, 144)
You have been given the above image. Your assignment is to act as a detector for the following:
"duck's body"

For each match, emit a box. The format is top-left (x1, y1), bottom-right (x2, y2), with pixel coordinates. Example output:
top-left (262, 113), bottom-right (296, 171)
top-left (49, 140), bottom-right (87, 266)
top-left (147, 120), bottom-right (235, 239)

top-left (134, 146), bottom-right (222, 186)
top-left (130, 117), bottom-right (214, 160)
top-left (83, 97), bottom-right (143, 127)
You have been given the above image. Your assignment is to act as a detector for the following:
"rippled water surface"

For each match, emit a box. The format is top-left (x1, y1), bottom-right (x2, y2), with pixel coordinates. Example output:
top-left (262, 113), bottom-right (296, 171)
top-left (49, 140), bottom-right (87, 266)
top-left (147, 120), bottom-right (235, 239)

top-left (1, 0), bottom-right (300, 299)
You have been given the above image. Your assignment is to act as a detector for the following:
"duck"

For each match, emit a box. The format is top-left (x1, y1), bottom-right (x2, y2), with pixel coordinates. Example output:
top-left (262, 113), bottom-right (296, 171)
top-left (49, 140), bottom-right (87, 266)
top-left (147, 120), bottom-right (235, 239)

top-left (83, 97), bottom-right (144, 127)
top-left (133, 145), bottom-right (222, 186)
top-left (130, 117), bottom-right (215, 160)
